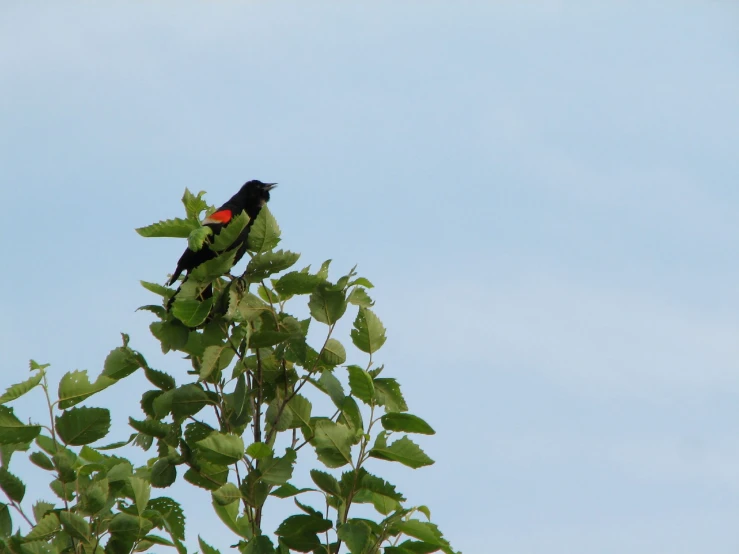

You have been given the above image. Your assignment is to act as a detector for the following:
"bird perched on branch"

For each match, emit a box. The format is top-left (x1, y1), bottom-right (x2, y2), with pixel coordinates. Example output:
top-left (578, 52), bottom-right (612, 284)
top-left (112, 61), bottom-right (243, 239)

top-left (167, 180), bottom-right (276, 293)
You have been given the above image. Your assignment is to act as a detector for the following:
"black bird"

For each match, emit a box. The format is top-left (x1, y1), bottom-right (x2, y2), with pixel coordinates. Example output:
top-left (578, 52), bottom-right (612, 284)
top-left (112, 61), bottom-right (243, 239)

top-left (167, 180), bottom-right (276, 288)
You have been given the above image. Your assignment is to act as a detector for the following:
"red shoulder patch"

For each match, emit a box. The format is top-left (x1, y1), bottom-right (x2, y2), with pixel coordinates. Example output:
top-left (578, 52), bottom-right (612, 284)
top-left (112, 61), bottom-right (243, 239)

top-left (203, 209), bottom-right (232, 224)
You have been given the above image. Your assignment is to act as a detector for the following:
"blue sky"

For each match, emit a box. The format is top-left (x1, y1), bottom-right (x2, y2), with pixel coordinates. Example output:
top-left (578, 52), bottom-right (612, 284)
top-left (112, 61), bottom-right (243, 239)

top-left (2, 1), bottom-right (738, 552)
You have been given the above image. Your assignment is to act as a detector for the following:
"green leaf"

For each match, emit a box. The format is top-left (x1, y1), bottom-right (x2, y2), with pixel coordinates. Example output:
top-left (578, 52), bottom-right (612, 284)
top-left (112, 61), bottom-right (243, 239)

top-left (245, 250), bottom-right (300, 281)
top-left (152, 389), bottom-right (175, 419)
top-left (141, 390), bottom-right (160, 418)
top-left (106, 532), bottom-right (136, 554)
top-left (337, 521), bottom-right (372, 554)
top-left (78, 445), bottom-right (104, 462)
top-left (374, 378), bottom-right (408, 413)
top-left (320, 339), bottom-right (346, 367)
top-left (129, 477), bottom-right (150, 515)
top-left (309, 470), bottom-right (341, 497)
top-left (50, 479), bottom-right (75, 501)
top-left (309, 285), bottom-right (347, 325)
top-left (182, 188), bottom-right (210, 219)
top-left (57, 370), bottom-right (113, 409)
top-left (171, 384), bottom-right (209, 420)
top-left (198, 536), bottom-right (222, 554)
top-left (265, 399), bottom-right (292, 433)
top-left (249, 330), bottom-right (292, 348)
top-left (338, 396), bottom-right (363, 435)
top-left (247, 206), bottom-right (281, 253)
top-left (0, 406), bottom-right (41, 444)
top-left (25, 512), bottom-right (59, 540)
top-left (136, 217), bottom-right (199, 238)
top-left (274, 272), bottom-right (324, 295)
top-left (32, 501), bottom-right (55, 523)
top-left (239, 469), bottom-right (270, 509)
top-left (212, 483), bottom-right (242, 506)
top-left (0, 504), bottom-right (10, 537)
top-left (0, 372), bottom-right (43, 405)
top-left (270, 484), bottom-right (312, 498)
top-left (275, 514), bottom-right (331, 552)
top-left (351, 470), bottom-right (405, 515)
top-left (138, 304), bottom-right (167, 318)
top-left (316, 371), bottom-right (345, 408)
top-left (260, 449), bottom-right (297, 485)
top-left (150, 458), bottom-right (177, 488)
top-left (147, 497), bottom-right (185, 540)
top-left (347, 287), bottom-right (374, 308)
top-left (29, 451), bottom-right (54, 470)
top-left (140, 534), bottom-right (176, 547)
top-left (107, 461), bottom-right (133, 482)
top-left (149, 320), bottom-right (190, 353)
top-left (349, 277), bottom-right (374, 288)
top-left (103, 346), bottom-right (145, 380)
top-left (0, 440), bottom-right (28, 466)
top-left (242, 535), bottom-right (275, 554)
top-left (78, 477), bottom-right (108, 515)
top-left (199, 345), bottom-right (235, 381)
top-left (141, 281), bottom-right (175, 298)
top-left (233, 293), bottom-right (271, 322)
top-left (144, 367), bottom-right (176, 391)
top-left (394, 520), bottom-right (451, 549)
top-left (210, 211), bottom-right (250, 251)
top-left (187, 226), bottom-right (213, 252)
top-left (350, 308), bottom-right (386, 354)
top-left (184, 460), bottom-right (228, 490)
top-left (184, 422), bottom-right (215, 445)
top-left (317, 260), bottom-right (331, 280)
top-left (294, 498), bottom-right (321, 517)
top-left (286, 395), bottom-right (312, 429)
top-left (196, 432), bottom-right (244, 465)
top-left (352, 490), bottom-right (399, 516)
top-left (211, 499), bottom-right (249, 539)
top-left (56, 407), bottom-right (110, 446)
top-left (59, 510), bottom-right (90, 541)
top-left (224, 373), bottom-right (249, 428)
top-left (53, 451), bottom-right (76, 483)
top-left (346, 366), bottom-right (375, 404)
top-left (172, 297), bottom-right (214, 328)
top-left (109, 512), bottom-right (153, 538)
top-left (15, 540), bottom-right (55, 554)
top-left (245, 443), bottom-right (272, 460)
top-left (189, 249), bottom-right (237, 282)
top-left (35, 435), bottom-right (60, 455)
top-left (359, 472), bottom-right (405, 501)
top-left (310, 420), bottom-right (352, 468)
top-left (381, 413), bottom-right (435, 435)
top-left (369, 436), bottom-right (434, 469)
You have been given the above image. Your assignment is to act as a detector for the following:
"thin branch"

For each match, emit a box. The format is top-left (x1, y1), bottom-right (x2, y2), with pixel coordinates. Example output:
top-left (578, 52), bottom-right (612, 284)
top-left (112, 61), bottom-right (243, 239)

top-left (203, 382), bottom-right (224, 429)
top-left (259, 280), bottom-right (281, 327)
top-left (254, 349), bottom-right (263, 445)
top-left (343, 404), bottom-right (375, 524)
top-left (9, 500), bottom-right (33, 528)
top-left (294, 408), bottom-right (339, 452)
top-left (264, 323), bottom-right (336, 445)
top-left (324, 495), bottom-right (332, 552)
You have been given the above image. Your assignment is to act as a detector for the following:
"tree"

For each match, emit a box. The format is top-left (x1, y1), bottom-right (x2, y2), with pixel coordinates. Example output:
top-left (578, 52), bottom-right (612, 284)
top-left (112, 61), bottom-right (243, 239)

top-left (0, 189), bottom-right (457, 554)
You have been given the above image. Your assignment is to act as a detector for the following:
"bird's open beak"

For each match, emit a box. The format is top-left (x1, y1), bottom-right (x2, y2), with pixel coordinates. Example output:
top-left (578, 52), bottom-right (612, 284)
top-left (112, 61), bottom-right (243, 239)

top-left (264, 183), bottom-right (278, 190)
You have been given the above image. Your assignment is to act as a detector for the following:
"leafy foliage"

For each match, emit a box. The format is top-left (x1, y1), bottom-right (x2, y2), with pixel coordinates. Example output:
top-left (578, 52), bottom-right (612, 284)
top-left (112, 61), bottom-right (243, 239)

top-left (0, 188), bottom-right (457, 554)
